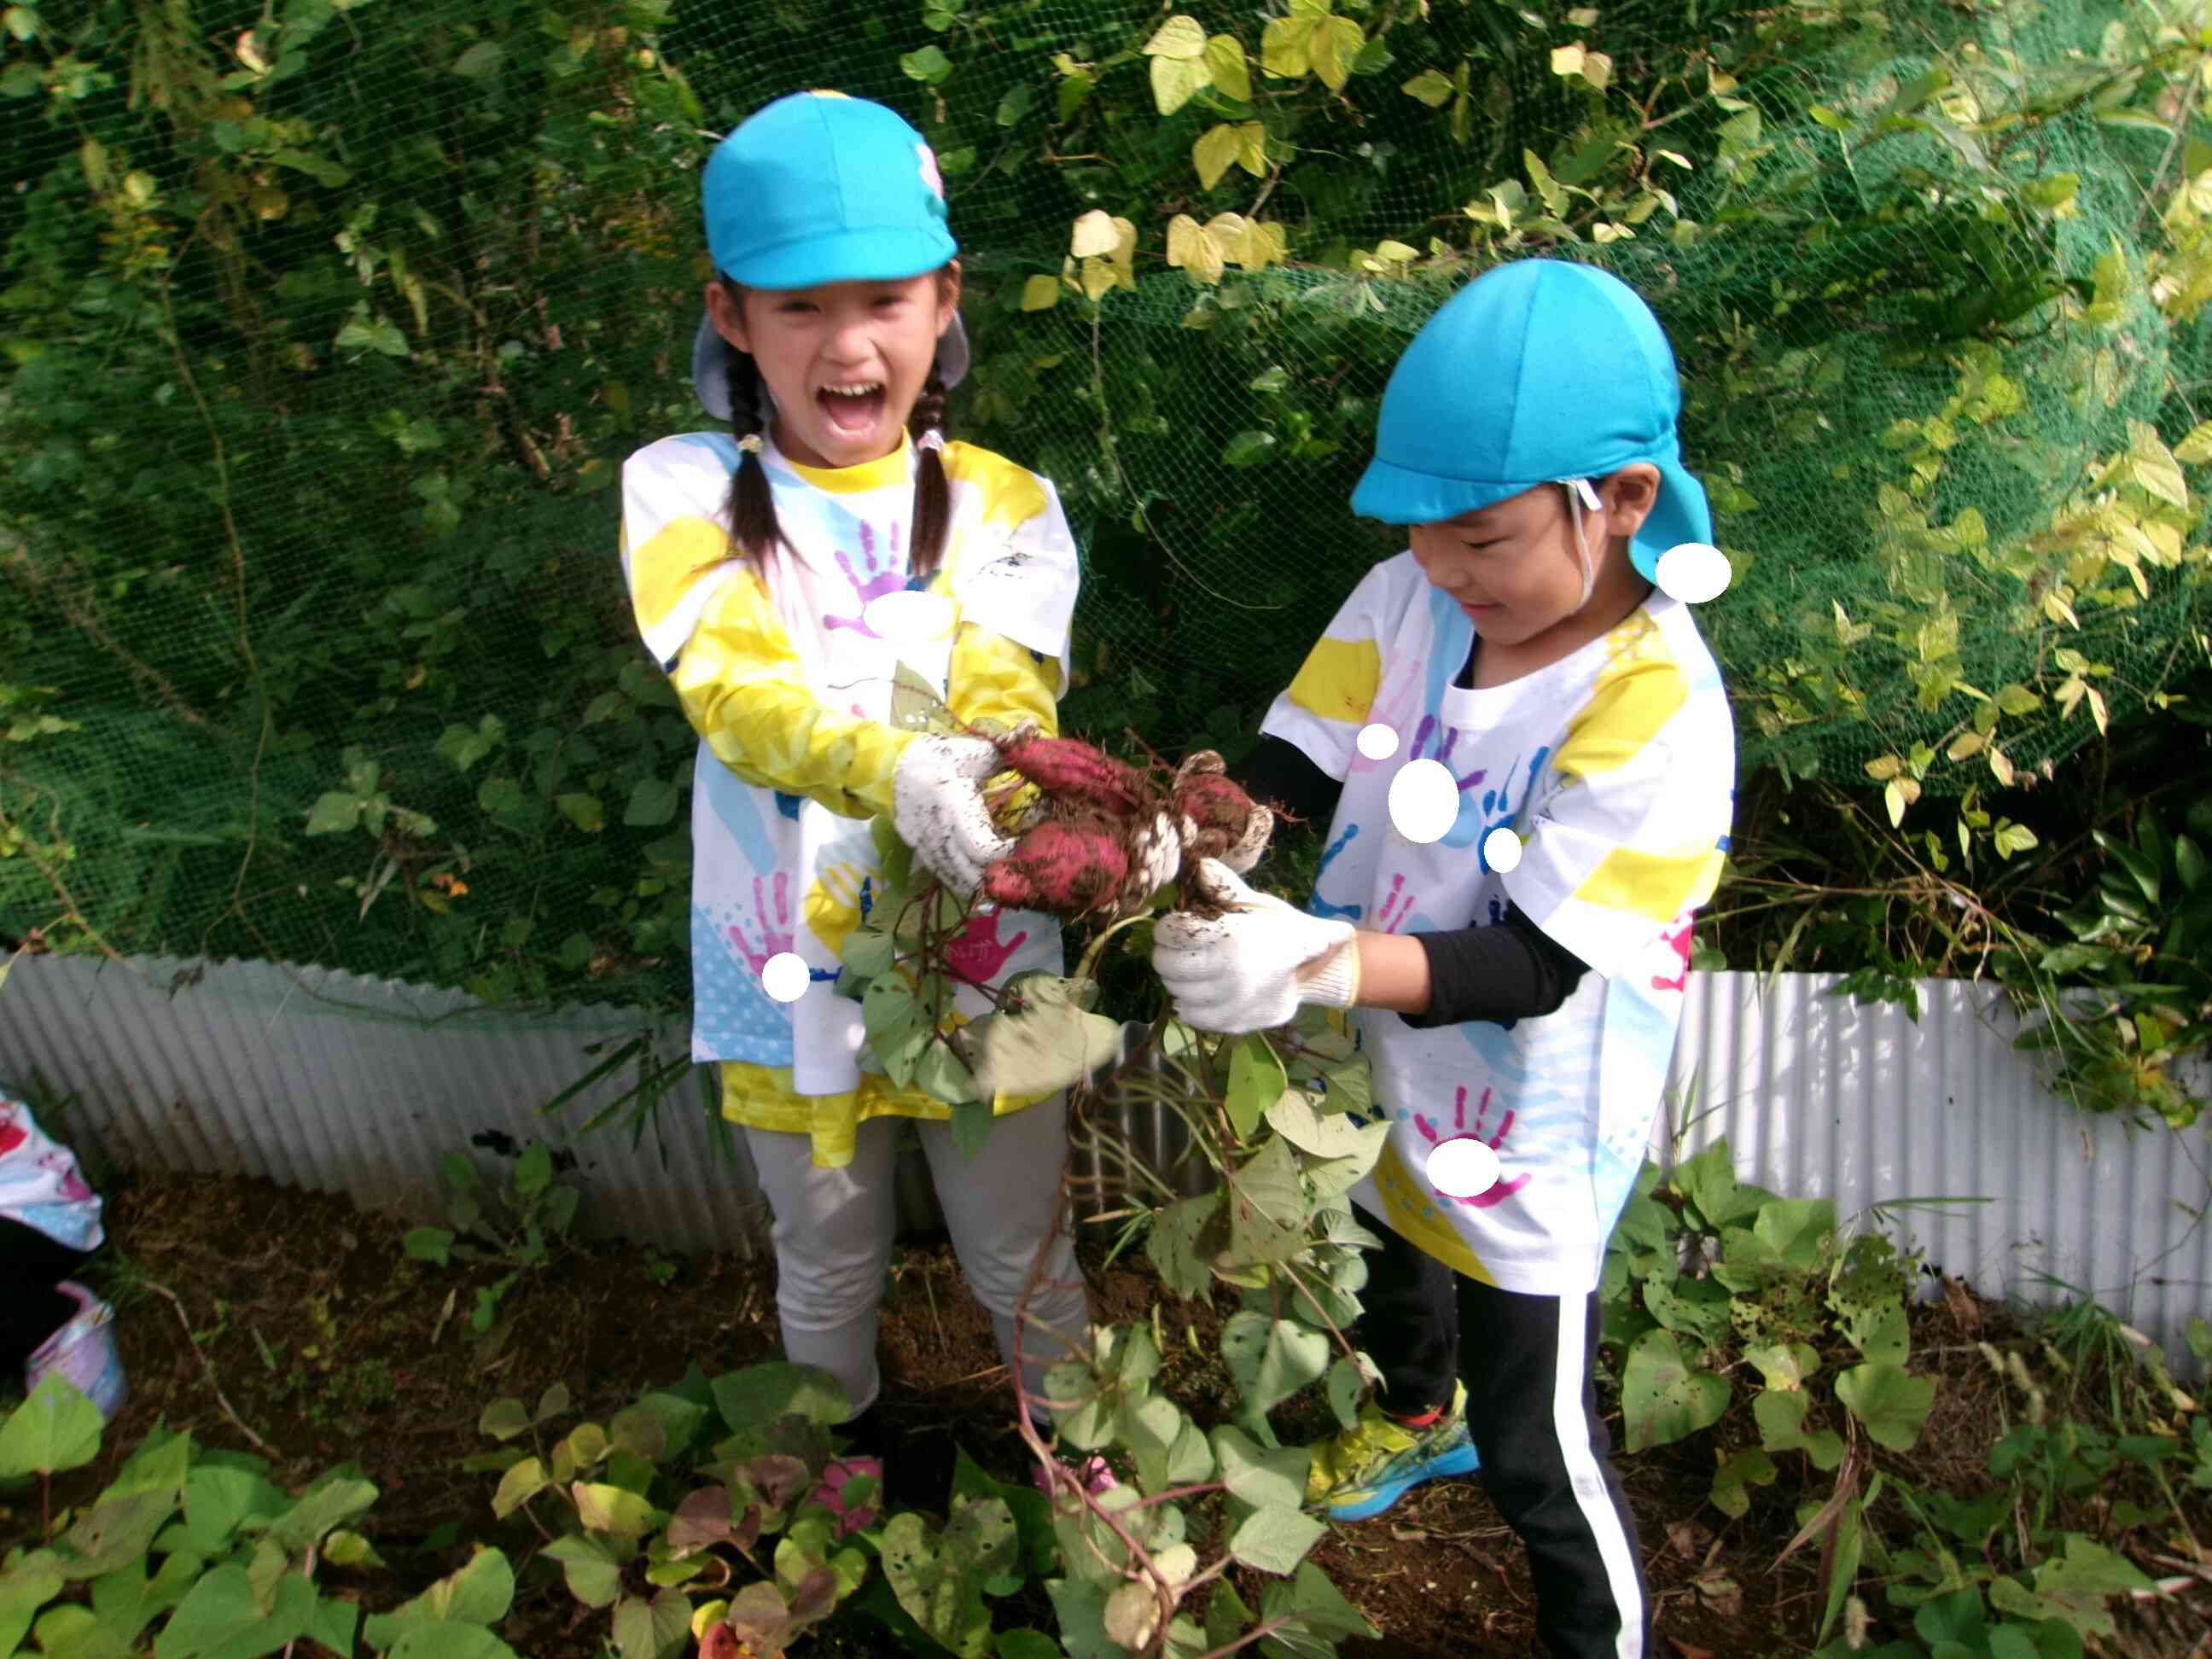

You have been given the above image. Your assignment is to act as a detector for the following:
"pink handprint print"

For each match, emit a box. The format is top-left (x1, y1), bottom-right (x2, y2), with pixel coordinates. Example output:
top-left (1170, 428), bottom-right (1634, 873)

top-left (824, 521), bottom-right (909, 637)
top-left (1374, 872), bottom-right (1416, 934)
top-left (726, 874), bottom-right (796, 974)
top-left (946, 909), bottom-right (1030, 986)
top-left (36, 1151), bottom-right (93, 1203)
top-left (1651, 917), bottom-right (1694, 994)
top-left (1413, 1085), bottom-right (1531, 1209)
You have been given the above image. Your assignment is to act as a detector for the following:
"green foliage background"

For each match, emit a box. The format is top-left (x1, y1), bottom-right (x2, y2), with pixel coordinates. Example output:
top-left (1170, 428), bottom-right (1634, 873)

top-left (3, 0), bottom-right (2210, 1015)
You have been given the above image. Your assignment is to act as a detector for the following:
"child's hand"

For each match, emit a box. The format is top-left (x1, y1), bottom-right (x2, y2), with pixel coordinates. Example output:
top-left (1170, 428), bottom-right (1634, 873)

top-left (893, 734), bottom-right (1016, 897)
top-left (1151, 859), bottom-right (1356, 1033)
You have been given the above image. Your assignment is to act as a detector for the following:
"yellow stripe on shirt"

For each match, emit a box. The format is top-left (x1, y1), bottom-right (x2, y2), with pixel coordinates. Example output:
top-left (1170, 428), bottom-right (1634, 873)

top-left (1285, 636), bottom-right (1383, 727)
top-left (1371, 1138), bottom-right (1499, 1284)
top-left (672, 567), bottom-right (917, 819)
top-left (1553, 613), bottom-right (1687, 781)
top-left (944, 441), bottom-right (1048, 530)
top-left (1573, 842), bottom-right (1726, 922)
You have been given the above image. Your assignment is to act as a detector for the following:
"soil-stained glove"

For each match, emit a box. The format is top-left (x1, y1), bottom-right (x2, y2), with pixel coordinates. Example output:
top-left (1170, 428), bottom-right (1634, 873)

top-left (1171, 754), bottom-right (1273, 876)
top-left (1150, 859), bottom-right (1359, 1033)
top-left (894, 734), bottom-right (1016, 897)
top-left (1126, 811), bottom-right (1185, 908)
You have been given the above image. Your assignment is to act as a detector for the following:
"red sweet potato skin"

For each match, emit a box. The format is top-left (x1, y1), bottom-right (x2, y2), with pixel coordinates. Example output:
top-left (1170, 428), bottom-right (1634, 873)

top-left (982, 819), bottom-right (1130, 917)
top-left (998, 734), bottom-right (1141, 818)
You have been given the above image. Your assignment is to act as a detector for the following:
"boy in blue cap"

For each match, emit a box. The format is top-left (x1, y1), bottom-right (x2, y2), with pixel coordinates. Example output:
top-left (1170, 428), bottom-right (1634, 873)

top-left (1153, 259), bottom-right (1737, 1657)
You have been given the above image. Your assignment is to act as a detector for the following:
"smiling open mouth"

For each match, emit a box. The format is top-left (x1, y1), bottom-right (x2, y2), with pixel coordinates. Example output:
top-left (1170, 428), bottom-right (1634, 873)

top-left (817, 380), bottom-right (888, 436)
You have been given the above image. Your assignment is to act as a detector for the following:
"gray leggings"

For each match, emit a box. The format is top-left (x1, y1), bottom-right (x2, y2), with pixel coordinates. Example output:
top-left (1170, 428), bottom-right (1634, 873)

top-left (743, 1096), bottom-right (1091, 1422)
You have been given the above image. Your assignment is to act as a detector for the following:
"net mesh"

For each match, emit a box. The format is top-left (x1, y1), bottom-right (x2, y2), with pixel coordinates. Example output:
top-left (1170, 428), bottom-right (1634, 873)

top-left (3, 0), bottom-right (2207, 1006)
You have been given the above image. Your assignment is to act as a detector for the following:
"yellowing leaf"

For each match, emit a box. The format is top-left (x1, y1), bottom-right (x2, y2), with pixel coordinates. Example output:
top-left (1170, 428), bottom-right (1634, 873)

top-left (1238, 218), bottom-right (1287, 270)
top-left (1550, 44), bottom-right (1586, 78)
top-left (1069, 209), bottom-right (1120, 259)
top-left (1524, 148), bottom-right (1568, 218)
top-left (1863, 754), bottom-right (1904, 782)
top-left (1166, 213), bottom-right (1225, 285)
top-left (1142, 15), bottom-right (1208, 59)
top-left (1583, 50), bottom-right (1614, 90)
top-left (2129, 420), bottom-right (2189, 508)
top-left (1262, 14), bottom-right (1314, 79)
top-left (1205, 34), bottom-right (1252, 103)
top-left (1151, 54), bottom-right (1212, 115)
top-left (1019, 274), bottom-right (1061, 311)
top-left (2174, 419), bottom-right (2212, 464)
top-left (1312, 15), bottom-right (1363, 90)
top-left (1237, 123), bottom-right (1268, 178)
top-left (1079, 257), bottom-right (1118, 301)
top-left (1194, 123), bottom-right (1243, 189)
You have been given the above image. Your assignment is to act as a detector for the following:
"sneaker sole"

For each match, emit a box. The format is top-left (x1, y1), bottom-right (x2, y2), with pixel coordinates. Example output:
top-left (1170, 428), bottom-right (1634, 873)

top-left (1322, 1443), bottom-right (1481, 1523)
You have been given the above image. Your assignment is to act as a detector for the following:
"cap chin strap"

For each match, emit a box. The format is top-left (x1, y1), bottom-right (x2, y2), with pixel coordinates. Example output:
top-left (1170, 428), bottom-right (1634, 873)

top-left (1559, 478), bottom-right (1603, 614)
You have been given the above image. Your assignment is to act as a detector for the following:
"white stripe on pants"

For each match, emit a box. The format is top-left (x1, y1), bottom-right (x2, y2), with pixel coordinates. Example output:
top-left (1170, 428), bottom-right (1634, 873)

top-left (742, 1097), bottom-right (1091, 1421)
top-left (1548, 1293), bottom-right (1645, 1659)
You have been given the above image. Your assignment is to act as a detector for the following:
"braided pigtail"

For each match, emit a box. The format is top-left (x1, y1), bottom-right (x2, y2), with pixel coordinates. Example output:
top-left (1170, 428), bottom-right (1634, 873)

top-left (908, 368), bottom-right (951, 581)
top-left (717, 282), bottom-right (783, 568)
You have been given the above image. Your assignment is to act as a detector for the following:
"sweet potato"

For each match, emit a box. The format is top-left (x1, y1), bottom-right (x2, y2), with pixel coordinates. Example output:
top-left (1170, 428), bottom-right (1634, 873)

top-left (997, 733), bottom-right (1141, 818)
top-left (981, 819), bottom-right (1131, 917)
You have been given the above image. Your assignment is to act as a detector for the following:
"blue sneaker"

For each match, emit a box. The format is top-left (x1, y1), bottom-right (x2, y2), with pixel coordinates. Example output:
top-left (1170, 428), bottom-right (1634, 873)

top-left (1305, 1380), bottom-right (1479, 1522)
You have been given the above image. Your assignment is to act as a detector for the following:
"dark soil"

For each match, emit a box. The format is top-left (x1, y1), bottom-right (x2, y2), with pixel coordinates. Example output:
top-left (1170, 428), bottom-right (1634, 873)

top-left (6, 1166), bottom-right (2206, 1657)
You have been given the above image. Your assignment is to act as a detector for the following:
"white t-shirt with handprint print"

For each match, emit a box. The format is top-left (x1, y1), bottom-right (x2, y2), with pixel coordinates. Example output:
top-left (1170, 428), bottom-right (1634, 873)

top-left (621, 432), bottom-right (1077, 1152)
top-left (1260, 553), bottom-right (1735, 1295)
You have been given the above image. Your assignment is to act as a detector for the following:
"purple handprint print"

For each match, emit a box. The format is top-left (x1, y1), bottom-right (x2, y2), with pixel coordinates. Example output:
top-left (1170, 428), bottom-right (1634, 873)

top-left (824, 521), bottom-right (911, 637)
top-left (1413, 1085), bottom-right (1531, 1209)
top-left (1409, 714), bottom-right (1487, 794)
top-left (1405, 715), bottom-right (1492, 851)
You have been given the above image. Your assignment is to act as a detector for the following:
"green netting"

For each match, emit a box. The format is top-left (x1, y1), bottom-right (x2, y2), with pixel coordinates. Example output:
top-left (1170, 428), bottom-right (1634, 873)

top-left (3, 0), bottom-right (2208, 1007)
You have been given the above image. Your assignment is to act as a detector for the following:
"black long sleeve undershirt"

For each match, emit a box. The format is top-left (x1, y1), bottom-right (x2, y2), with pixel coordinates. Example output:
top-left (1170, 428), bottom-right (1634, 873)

top-left (1228, 733), bottom-right (1589, 1026)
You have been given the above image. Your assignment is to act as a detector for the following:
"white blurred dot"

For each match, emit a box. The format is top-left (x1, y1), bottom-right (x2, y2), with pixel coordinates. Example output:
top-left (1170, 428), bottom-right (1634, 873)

top-left (1387, 760), bottom-right (1459, 846)
top-left (1656, 543), bottom-right (1732, 605)
top-left (1482, 827), bottom-right (1522, 872)
top-left (863, 590), bottom-right (956, 643)
top-left (760, 952), bottom-right (811, 1003)
top-left (1356, 723), bottom-right (1400, 761)
top-left (1426, 1137), bottom-right (1501, 1199)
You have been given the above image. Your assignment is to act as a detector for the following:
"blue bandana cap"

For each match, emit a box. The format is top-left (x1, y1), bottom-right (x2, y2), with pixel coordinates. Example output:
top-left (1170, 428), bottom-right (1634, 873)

top-left (691, 91), bottom-right (968, 420)
top-left (1351, 259), bottom-right (1713, 581)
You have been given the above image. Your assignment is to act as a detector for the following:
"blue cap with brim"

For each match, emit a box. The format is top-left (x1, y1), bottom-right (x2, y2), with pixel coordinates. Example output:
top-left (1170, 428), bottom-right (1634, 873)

top-left (1350, 259), bottom-right (1712, 582)
top-left (691, 91), bottom-right (967, 419)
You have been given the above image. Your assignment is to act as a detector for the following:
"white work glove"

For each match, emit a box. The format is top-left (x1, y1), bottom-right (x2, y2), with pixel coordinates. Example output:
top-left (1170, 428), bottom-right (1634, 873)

top-left (894, 734), bottom-right (1016, 898)
top-left (1199, 802), bottom-right (1273, 876)
top-left (1150, 859), bottom-right (1359, 1034)
top-left (1126, 811), bottom-right (1184, 908)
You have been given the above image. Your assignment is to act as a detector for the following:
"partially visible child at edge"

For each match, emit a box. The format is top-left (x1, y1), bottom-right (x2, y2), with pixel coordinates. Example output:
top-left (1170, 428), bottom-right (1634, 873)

top-left (1153, 259), bottom-right (1737, 1659)
top-left (620, 92), bottom-right (1137, 1505)
top-left (3, 1089), bottom-right (127, 1417)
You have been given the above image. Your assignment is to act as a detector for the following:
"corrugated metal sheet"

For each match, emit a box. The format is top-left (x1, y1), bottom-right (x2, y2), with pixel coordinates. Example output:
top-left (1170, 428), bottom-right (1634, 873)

top-left (1668, 971), bottom-right (2212, 1370)
top-left (4, 955), bottom-right (2209, 1367)
top-left (0, 952), bottom-right (760, 1254)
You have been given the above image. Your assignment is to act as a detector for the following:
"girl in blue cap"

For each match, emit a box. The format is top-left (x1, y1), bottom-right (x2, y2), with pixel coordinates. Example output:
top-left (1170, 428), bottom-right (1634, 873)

top-left (620, 91), bottom-right (1136, 1499)
top-left (1153, 259), bottom-right (1737, 1658)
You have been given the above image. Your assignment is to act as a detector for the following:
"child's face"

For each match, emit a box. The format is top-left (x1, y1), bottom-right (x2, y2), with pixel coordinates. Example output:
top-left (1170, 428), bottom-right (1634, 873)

top-left (707, 268), bottom-right (959, 469)
top-left (1407, 469), bottom-right (1657, 647)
